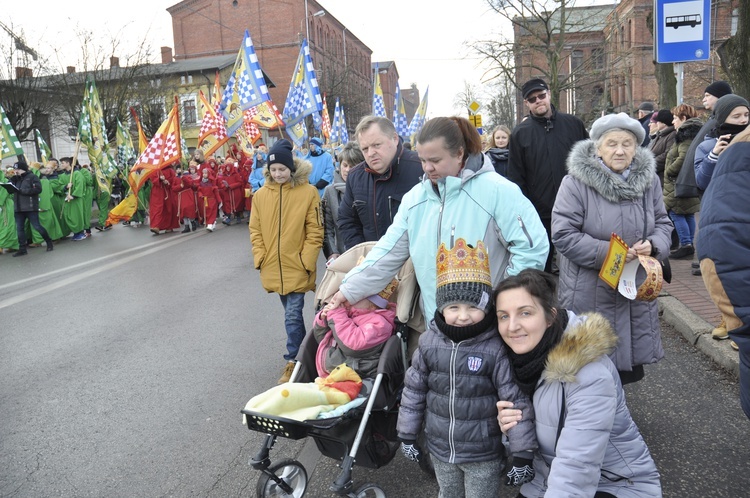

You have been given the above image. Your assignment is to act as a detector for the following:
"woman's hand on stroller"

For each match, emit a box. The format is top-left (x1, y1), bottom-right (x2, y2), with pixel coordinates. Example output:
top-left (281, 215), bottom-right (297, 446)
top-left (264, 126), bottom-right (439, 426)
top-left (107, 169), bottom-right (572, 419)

top-left (399, 439), bottom-right (422, 463)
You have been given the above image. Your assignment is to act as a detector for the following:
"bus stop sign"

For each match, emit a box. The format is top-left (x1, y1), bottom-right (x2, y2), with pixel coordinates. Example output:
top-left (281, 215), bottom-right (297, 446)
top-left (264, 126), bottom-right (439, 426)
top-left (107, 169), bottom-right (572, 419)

top-left (654, 0), bottom-right (711, 63)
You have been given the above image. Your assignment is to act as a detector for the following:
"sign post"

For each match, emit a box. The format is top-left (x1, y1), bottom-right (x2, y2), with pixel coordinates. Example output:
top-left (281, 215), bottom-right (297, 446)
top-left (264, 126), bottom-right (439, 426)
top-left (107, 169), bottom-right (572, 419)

top-left (468, 101), bottom-right (483, 135)
top-left (654, 0), bottom-right (711, 104)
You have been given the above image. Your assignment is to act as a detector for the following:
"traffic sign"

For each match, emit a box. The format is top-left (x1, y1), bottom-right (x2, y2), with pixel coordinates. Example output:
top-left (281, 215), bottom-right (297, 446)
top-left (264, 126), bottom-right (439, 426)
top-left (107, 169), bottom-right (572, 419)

top-left (469, 114), bottom-right (483, 128)
top-left (654, 0), bottom-right (711, 63)
top-left (468, 101), bottom-right (481, 114)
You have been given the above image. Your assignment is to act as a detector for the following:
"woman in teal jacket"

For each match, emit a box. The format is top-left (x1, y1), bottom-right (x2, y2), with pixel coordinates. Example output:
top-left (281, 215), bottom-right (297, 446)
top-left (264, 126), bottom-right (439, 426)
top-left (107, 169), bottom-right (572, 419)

top-left (327, 116), bottom-right (548, 324)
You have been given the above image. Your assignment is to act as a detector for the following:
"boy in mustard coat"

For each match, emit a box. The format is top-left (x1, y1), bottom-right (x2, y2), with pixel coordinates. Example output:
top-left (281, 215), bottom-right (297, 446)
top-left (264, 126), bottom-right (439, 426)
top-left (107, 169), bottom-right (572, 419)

top-left (249, 139), bottom-right (324, 383)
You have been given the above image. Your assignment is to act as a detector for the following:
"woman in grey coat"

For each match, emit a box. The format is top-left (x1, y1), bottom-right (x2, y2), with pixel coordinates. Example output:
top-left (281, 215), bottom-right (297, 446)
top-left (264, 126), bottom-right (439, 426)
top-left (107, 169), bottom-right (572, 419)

top-left (321, 142), bottom-right (364, 261)
top-left (495, 270), bottom-right (662, 498)
top-left (551, 113), bottom-right (672, 384)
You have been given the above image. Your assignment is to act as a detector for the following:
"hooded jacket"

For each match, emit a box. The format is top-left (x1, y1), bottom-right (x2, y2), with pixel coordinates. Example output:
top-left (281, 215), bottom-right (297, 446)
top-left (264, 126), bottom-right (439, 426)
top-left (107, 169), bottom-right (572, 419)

top-left (306, 148), bottom-right (335, 197)
top-left (249, 158), bottom-right (324, 295)
top-left (337, 140), bottom-right (423, 249)
top-left (507, 105), bottom-right (589, 220)
top-left (339, 153), bottom-right (549, 323)
top-left (663, 118), bottom-right (702, 214)
top-left (551, 140), bottom-right (672, 372)
top-left (648, 125), bottom-right (676, 185)
top-left (520, 312), bottom-right (662, 497)
top-left (10, 170), bottom-right (43, 212)
top-left (321, 175), bottom-right (347, 258)
top-left (397, 316), bottom-right (537, 464)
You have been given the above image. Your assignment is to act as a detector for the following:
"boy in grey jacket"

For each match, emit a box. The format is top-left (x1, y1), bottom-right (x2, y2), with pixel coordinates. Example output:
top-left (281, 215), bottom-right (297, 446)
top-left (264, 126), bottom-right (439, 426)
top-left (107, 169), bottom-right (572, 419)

top-left (396, 238), bottom-right (537, 497)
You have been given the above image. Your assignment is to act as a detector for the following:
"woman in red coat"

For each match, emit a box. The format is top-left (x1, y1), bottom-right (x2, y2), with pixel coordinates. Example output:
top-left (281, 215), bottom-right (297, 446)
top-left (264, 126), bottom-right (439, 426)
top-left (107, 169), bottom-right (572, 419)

top-left (195, 167), bottom-right (221, 232)
top-left (172, 164), bottom-right (199, 233)
top-left (217, 162), bottom-right (244, 225)
top-left (149, 164), bottom-right (181, 235)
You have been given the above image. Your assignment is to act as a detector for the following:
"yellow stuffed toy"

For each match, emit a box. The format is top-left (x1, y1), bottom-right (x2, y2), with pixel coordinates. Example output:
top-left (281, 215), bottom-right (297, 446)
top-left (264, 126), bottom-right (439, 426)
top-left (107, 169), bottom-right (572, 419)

top-left (244, 364), bottom-right (363, 421)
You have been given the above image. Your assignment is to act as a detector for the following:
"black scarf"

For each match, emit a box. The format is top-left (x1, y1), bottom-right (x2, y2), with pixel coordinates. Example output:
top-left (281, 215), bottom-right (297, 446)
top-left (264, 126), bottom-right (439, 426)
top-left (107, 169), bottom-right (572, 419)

top-left (506, 310), bottom-right (569, 396)
top-left (717, 122), bottom-right (748, 139)
top-left (434, 309), bottom-right (496, 344)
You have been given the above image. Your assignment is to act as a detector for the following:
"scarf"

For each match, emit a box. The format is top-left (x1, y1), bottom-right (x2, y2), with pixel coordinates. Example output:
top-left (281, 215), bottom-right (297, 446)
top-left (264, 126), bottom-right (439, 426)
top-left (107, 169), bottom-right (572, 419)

top-left (717, 122), bottom-right (748, 140)
top-left (506, 310), bottom-right (569, 396)
top-left (434, 309), bottom-right (497, 344)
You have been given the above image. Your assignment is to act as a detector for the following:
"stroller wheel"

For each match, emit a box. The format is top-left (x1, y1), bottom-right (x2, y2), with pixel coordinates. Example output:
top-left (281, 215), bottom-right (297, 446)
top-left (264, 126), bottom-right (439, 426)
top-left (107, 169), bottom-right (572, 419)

top-left (256, 459), bottom-right (308, 497)
top-left (353, 483), bottom-right (386, 498)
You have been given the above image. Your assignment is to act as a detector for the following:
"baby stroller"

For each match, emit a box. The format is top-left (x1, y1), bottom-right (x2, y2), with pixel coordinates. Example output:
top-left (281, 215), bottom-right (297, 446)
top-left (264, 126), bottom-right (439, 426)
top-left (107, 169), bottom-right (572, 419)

top-left (242, 242), bottom-right (421, 497)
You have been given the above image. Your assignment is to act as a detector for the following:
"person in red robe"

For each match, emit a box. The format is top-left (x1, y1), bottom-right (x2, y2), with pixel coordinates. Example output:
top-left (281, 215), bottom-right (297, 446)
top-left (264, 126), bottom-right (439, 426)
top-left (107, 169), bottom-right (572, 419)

top-left (149, 164), bottom-right (180, 235)
top-left (172, 164), bottom-right (199, 233)
top-left (218, 162), bottom-right (244, 225)
top-left (236, 156), bottom-right (254, 217)
top-left (196, 166), bottom-right (221, 232)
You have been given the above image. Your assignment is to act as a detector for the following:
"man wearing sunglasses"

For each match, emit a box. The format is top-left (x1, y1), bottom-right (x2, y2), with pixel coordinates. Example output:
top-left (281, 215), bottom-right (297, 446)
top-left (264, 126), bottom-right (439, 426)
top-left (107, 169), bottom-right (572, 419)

top-left (507, 78), bottom-right (588, 273)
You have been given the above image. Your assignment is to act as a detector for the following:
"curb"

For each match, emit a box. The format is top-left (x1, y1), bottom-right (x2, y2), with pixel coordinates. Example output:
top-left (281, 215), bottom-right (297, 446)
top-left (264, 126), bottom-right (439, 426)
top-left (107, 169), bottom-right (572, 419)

top-left (658, 295), bottom-right (740, 378)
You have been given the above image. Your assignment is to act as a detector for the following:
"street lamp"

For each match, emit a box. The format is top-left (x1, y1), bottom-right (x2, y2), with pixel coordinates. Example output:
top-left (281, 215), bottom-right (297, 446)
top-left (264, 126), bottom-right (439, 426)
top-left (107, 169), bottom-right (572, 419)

top-left (304, 0), bottom-right (325, 43)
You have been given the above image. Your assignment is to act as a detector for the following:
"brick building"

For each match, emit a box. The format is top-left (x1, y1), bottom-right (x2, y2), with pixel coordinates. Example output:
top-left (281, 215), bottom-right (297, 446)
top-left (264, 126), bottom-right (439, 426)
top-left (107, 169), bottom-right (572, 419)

top-left (513, 0), bottom-right (740, 125)
top-left (166, 0), bottom-right (374, 136)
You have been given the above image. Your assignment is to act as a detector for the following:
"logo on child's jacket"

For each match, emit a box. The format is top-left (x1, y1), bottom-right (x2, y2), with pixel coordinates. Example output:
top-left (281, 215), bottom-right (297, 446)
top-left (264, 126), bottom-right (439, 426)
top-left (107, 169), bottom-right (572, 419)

top-left (467, 356), bottom-right (483, 372)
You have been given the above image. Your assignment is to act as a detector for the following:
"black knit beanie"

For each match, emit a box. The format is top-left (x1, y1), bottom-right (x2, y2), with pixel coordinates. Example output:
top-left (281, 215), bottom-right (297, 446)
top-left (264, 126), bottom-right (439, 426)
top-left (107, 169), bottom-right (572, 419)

top-left (714, 95), bottom-right (750, 125)
top-left (267, 139), bottom-right (296, 172)
top-left (704, 81), bottom-right (732, 99)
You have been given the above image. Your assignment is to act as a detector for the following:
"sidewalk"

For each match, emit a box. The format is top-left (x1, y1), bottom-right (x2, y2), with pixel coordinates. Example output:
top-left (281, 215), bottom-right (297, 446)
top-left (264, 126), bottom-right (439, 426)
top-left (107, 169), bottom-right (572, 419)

top-left (658, 255), bottom-right (740, 377)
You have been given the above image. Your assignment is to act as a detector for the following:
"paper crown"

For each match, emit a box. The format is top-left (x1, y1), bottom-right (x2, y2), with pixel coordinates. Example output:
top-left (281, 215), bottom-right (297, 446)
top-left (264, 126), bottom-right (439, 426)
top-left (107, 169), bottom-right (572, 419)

top-left (356, 256), bottom-right (398, 307)
top-left (436, 238), bottom-right (492, 311)
top-left (618, 255), bottom-right (663, 302)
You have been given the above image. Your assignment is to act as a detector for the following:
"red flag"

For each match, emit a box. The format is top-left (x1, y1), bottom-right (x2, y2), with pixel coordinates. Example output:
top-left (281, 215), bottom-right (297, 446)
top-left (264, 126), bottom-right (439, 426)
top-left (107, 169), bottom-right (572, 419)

top-left (128, 102), bottom-right (182, 195)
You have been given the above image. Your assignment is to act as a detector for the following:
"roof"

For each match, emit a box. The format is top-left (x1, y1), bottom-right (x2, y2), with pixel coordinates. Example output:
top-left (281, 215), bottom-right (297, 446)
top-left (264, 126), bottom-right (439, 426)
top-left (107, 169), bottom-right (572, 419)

top-left (163, 54), bottom-right (275, 87)
top-left (516, 5), bottom-right (614, 34)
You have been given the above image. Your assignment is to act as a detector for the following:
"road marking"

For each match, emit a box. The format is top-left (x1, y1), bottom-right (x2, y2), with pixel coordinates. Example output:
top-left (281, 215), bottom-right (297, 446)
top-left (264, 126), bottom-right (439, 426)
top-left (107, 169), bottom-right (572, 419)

top-left (0, 232), bottom-right (206, 310)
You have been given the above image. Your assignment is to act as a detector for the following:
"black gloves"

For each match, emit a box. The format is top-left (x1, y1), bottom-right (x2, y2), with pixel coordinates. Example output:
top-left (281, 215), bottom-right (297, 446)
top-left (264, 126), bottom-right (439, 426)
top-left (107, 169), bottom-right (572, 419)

top-left (505, 456), bottom-right (535, 486)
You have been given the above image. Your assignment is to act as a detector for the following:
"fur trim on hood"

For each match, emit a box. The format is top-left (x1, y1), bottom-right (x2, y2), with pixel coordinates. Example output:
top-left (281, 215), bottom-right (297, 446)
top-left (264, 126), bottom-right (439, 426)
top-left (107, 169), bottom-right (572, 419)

top-left (543, 313), bottom-right (618, 384)
top-left (675, 117), bottom-right (703, 144)
top-left (263, 157), bottom-right (312, 187)
top-left (566, 140), bottom-right (656, 203)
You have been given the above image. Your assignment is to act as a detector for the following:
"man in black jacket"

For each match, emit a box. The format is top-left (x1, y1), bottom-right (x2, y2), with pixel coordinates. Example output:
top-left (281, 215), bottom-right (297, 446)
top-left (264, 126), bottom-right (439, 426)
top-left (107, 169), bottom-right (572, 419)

top-left (8, 160), bottom-right (53, 257)
top-left (507, 78), bottom-right (588, 272)
top-left (337, 116), bottom-right (422, 249)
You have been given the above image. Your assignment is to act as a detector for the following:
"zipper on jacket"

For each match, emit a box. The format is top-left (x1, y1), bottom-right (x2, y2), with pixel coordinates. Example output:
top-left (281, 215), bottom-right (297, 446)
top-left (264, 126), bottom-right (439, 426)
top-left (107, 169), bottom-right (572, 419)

top-left (450, 225), bottom-right (455, 249)
top-left (388, 195), bottom-right (393, 222)
top-left (277, 185), bottom-right (284, 295)
top-left (436, 186), bottom-right (446, 248)
top-left (517, 215), bottom-right (534, 248)
top-left (448, 342), bottom-right (459, 463)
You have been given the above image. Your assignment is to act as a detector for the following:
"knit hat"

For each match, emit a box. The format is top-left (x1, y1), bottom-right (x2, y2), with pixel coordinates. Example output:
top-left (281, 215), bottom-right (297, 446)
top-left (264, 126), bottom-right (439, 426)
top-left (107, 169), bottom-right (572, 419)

top-left (713, 94), bottom-right (750, 125)
top-left (436, 238), bottom-right (492, 313)
top-left (637, 102), bottom-right (656, 112)
top-left (310, 137), bottom-right (323, 147)
top-left (267, 139), bottom-right (295, 172)
top-left (589, 112), bottom-right (646, 146)
top-left (704, 81), bottom-right (732, 99)
top-left (521, 78), bottom-right (548, 99)
top-left (655, 109), bottom-right (674, 126)
top-left (13, 160), bottom-right (29, 172)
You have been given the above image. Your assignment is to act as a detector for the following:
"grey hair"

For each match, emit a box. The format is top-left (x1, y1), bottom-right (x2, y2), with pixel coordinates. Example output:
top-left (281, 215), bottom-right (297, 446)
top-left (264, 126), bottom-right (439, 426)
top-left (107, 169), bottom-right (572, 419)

top-left (354, 115), bottom-right (397, 141)
top-left (338, 141), bottom-right (365, 167)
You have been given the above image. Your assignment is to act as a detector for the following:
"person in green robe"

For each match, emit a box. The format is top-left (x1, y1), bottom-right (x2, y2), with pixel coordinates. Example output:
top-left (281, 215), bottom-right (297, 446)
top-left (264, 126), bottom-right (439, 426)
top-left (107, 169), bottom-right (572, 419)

top-left (130, 179), bottom-right (151, 227)
top-left (48, 159), bottom-right (71, 238)
top-left (0, 168), bottom-right (20, 253)
top-left (94, 173), bottom-right (112, 230)
top-left (28, 162), bottom-right (63, 243)
top-left (80, 164), bottom-right (95, 236)
top-left (60, 157), bottom-right (87, 241)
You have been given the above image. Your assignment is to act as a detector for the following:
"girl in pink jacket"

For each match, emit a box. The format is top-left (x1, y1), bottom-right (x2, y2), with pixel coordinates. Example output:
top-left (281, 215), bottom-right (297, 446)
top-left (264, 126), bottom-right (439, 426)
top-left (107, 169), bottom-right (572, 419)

top-left (313, 294), bottom-right (396, 379)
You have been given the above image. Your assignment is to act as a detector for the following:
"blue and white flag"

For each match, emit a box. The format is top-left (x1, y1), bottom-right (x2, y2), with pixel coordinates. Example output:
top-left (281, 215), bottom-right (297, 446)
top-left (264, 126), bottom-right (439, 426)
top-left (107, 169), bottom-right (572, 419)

top-left (407, 86), bottom-right (429, 139)
top-left (372, 63), bottom-right (386, 117)
top-left (393, 84), bottom-right (409, 137)
top-left (219, 30), bottom-right (272, 136)
top-left (339, 105), bottom-right (349, 143)
top-left (282, 39), bottom-right (323, 147)
top-left (330, 97), bottom-right (342, 144)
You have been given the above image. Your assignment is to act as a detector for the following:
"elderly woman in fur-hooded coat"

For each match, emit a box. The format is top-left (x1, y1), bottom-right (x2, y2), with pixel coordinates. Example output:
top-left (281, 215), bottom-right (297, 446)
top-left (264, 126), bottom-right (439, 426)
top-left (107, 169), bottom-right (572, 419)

top-left (552, 113), bottom-right (673, 384)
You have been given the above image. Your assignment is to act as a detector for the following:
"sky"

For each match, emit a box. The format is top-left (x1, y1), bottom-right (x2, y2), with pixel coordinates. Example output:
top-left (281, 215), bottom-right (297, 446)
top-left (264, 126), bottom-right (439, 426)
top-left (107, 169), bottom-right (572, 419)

top-left (5, 0), bottom-right (508, 119)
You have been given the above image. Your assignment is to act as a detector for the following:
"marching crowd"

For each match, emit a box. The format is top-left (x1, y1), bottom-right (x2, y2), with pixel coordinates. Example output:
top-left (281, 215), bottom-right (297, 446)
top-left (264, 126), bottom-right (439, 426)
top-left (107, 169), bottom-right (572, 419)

top-left (3, 75), bottom-right (749, 497)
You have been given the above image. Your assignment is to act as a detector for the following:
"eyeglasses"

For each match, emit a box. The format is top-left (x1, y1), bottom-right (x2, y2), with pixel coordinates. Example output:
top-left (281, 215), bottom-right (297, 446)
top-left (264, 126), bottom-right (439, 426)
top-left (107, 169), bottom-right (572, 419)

top-left (526, 92), bottom-right (547, 104)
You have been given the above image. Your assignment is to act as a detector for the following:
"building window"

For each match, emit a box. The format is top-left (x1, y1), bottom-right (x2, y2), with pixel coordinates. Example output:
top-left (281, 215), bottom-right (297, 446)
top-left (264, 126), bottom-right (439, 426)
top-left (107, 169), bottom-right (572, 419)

top-left (571, 50), bottom-right (583, 70)
top-left (182, 96), bottom-right (197, 124)
top-left (731, 9), bottom-right (738, 36)
top-left (592, 48), bottom-right (605, 70)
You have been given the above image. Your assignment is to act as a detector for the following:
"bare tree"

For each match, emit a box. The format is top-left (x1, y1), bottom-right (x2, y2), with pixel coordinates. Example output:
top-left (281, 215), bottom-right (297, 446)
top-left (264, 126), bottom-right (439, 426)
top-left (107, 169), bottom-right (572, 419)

top-left (472, 0), bottom-right (611, 115)
top-left (453, 81), bottom-right (482, 115)
top-left (483, 78), bottom-right (516, 129)
top-left (717, 0), bottom-right (750, 98)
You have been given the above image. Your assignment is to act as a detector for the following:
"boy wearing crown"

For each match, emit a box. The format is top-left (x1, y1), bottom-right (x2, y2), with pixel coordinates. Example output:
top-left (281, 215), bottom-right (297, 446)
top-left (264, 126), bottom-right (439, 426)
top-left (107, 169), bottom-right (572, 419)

top-left (396, 239), bottom-right (537, 497)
